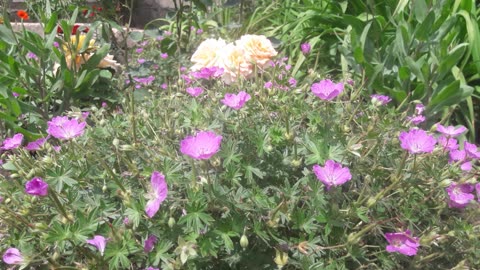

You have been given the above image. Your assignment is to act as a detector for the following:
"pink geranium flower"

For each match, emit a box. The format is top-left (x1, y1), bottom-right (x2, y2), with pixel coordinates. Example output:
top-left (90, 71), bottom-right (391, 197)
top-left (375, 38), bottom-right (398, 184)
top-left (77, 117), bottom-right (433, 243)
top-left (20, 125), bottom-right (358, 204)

top-left (186, 87), bottom-right (204, 97)
top-left (47, 116), bottom-right (86, 140)
top-left (1, 133), bottom-right (24, 150)
top-left (144, 235), bottom-right (158, 253)
top-left (25, 137), bottom-right (48, 151)
top-left (436, 124), bottom-right (467, 137)
top-left (145, 171), bottom-right (168, 218)
top-left (446, 183), bottom-right (474, 208)
top-left (370, 94), bottom-right (392, 106)
top-left (312, 160), bottom-right (352, 190)
top-left (2, 248), bottom-right (23, 265)
top-left (464, 142), bottom-right (480, 159)
top-left (385, 230), bottom-right (420, 256)
top-left (86, 235), bottom-right (107, 256)
top-left (300, 42), bottom-right (311, 54)
top-left (180, 131), bottom-right (222, 160)
top-left (437, 136), bottom-right (458, 151)
top-left (221, 91), bottom-right (251, 110)
top-left (311, 79), bottom-right (344, 101)
top-left (399, 129), bottom-right (436, 154)
top-left (25, 177), bottom-right (48, 196)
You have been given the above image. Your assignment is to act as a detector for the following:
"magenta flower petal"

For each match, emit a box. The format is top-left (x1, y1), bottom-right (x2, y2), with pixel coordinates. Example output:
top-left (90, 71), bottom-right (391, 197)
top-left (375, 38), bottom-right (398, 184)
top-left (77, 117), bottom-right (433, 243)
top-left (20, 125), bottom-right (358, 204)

top-left (446, 183), bottom-right (474, 208)
top-left (25, 137), bottom-right (48, 151)
top-left (385, 231), bottom-right (420, 256)
top-left (221, 91), bottom-right (251, 110)
top-left (438, 136), bottom-right (458, 151)
top-left (186, 87), bottom-right (204, 97)
top-left (370, 94), bottom-right (392, 106)
top-left (86, 235), bottom-right (107, 256)
top-left (464, 142), bottom-right (480, 159)
top-left (3, 248), bottom-right (23, 264)
top-left (300, 42), bottom-right (311, 54)
top-left (47, 116), bottom-right (86, 140)
top-left (1, 133), bottom-right (24, 150)
top-left (144, 235), bottom-right (158, 253)
top-left (313, 160), bottom-right (352, 190)
top-left (145, 171), bottom-right (168, 218)
top-left (407, 115), bottom-right (426, 125)
top-left (180, 131), bottom-right (222, 160)
top-left (25, 177), bottom-right (48, 196)
top-left (311, 79), bottom-right (344, 101)
top-left (436, 124), bottom-right (467, 137)
top-left (399, 129), bottom-right (436, 154)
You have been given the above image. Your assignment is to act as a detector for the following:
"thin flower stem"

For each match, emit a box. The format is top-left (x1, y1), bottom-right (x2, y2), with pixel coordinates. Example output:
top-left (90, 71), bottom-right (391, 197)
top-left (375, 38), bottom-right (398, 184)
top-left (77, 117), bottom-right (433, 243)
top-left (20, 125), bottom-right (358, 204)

top-left (190, 158), bottom-right (198, 187)
top-left (0, 205), bottom-right (33, 228)
top-left (98, 158), bottom-right (127, 193)
top-left (48, 189), bottom-right (72, 222)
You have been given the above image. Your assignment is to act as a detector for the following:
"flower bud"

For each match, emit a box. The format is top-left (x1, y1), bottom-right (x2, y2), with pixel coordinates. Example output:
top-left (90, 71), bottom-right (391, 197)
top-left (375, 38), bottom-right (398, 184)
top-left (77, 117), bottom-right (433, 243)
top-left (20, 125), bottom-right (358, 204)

top-left (34, 222), bottom-right (48, 230)
top-left (168, 217), bottom-right (176, 228)
top-left (284, 132), bottom-right (293, 141)
top-left (342, 125), bottom-right (351, 133)
top-left (274, 249), bottom-right (288, 268)
top-left (439, 179), bottom-right (453, 188)
top-left (290, 159), bottom-right (302, 168)
top-left (240, 234), bottom-right (249, 250)
top-left (113, 138), bottom-right (120, 147)
top-left (99, 119), bottom-right (106, 126)
top-left (10, 173), bottom-right (19, 178)
top-left (102, 185), bottom-right (107, 193)
top-left (366, 197), bottom-right (377, 208)
top-left (5, 198), bottom-right (11, 204)
top-left (265, 145), bottom-right (273, 153)
top-left (52, 251), bottom-right (60, 261)
top-left (120, 144), bottom-right (135, 151)
top-left (210, 157), bottom-right (221, 167)
top-left (42, 156), bottom-right (53, 164)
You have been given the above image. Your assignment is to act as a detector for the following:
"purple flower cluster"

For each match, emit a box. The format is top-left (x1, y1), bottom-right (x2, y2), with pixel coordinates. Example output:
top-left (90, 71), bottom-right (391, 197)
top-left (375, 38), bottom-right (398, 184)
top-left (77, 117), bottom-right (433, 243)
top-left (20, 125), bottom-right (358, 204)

top-left (370, 94), bottom-right (392, 106)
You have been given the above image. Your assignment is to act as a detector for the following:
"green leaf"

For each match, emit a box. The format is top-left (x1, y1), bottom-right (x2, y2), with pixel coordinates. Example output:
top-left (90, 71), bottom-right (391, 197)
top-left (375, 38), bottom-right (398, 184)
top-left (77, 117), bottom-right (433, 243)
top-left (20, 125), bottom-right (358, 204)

top-left (413, 0), bottom-right (428, 22)
top-left (0, 24), bottom-right (16, 45)
top-left (45, 12), bottom-right (58, 34)
top-left (437, 43), bottom-right (468, 79)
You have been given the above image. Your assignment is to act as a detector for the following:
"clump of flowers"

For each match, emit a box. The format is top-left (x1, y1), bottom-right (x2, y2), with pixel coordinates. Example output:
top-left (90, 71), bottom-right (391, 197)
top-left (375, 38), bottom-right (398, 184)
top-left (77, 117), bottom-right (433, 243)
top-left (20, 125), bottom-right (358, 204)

top-left (190, 35), bottom-right (277, 84)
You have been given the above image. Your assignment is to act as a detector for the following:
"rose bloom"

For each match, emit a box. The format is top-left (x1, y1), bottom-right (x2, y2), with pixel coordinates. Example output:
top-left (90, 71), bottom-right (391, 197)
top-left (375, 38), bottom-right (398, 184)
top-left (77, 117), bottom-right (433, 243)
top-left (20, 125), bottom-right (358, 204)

top-left (217, 43), bottom-right (253, 84)
top-left (191, 38), bottom-right (226, 71)
top-left (236, 34), bottom-right (278, 68)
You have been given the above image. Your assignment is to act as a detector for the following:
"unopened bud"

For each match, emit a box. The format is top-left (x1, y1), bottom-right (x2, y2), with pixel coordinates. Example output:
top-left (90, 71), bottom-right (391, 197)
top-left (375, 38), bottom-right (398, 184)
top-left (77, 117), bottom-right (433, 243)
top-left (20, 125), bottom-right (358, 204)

top-left (366, 197), bottom-right (377, 208)
top-left (120, 144), bottom-right (135, 151)
top-left (10, 173), bottom-right (19, 178)
top-left (210, 157), bottom-right (221, 167)
top-left (240, 234), bottom-right (249, 249)
top-left (168, 217), bottom-right (176, 228)
top-left (265, 145), bottom-right (273, 153)
top-left (283, 132), bottom-right (293, 141)
top-left (42, 156), bottom-right (53, 164)
top-left (290, 159), bottom-right (302, 168)
top-left (102, 185), bottom-right (107, 193)
top-left (113, 138), bottom-right (120, 147)
top-left (439, 179), bottom-right (453, 188)
top-left (343, 125), bottom-right (351, 133)
top-left (274, 249), bottom-right (289, 268)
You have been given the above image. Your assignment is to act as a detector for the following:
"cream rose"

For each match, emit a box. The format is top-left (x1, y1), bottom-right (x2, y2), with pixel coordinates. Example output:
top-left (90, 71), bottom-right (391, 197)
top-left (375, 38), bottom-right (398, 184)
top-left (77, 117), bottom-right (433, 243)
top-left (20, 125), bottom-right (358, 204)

top-left (236, 34), bottom-right (277, 68)
top-left (190, 38), bottom-right (227, 71)
top-left (217, 43), bottom-right (253, 84)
